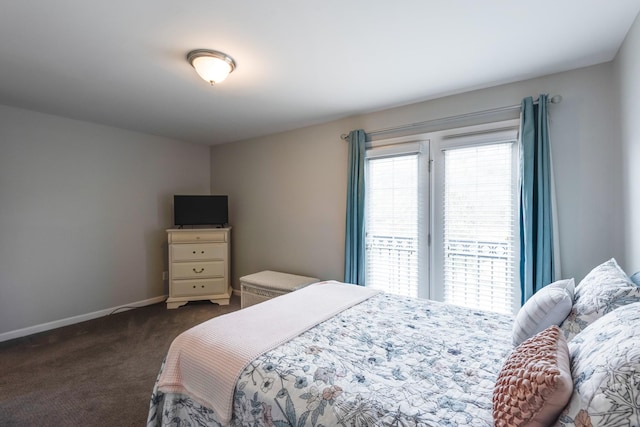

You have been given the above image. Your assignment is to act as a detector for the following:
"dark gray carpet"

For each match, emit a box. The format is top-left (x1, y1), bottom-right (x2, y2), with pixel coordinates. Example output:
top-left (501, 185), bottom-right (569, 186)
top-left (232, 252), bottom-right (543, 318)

top-left (0, 296), bottom-right (240, 426)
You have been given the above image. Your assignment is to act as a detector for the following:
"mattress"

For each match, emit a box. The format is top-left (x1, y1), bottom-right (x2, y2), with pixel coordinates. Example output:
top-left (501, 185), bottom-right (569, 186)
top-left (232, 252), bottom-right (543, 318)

top-left (147, 289), bottom-right (513, 426)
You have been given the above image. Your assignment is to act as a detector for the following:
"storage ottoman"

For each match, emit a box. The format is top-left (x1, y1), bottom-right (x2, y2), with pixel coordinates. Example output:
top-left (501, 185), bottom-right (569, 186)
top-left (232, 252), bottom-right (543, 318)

top-left (239, 270), bottom-right (319, 309)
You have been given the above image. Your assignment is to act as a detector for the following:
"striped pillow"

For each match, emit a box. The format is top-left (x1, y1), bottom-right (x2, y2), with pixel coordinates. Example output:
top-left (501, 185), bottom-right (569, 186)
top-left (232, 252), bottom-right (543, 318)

top-left (512, 278), bottom-right (574, 346)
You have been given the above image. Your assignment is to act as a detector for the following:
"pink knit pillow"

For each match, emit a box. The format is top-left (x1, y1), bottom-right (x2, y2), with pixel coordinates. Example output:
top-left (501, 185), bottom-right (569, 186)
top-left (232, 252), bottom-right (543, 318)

top-left (493, 325), bottom-right (573, 427)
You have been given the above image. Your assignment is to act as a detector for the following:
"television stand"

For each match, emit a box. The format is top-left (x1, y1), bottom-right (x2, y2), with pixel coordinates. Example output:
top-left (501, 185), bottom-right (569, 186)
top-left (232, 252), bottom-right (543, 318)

top-left (165, 227), bottom-right (232, 309)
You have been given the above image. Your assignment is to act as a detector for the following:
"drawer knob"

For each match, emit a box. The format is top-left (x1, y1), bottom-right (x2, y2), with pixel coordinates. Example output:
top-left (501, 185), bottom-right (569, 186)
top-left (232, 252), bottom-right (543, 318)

top-left (193, 267), bottom-right (205, 274)
top-left (192, 251), bottom-right (196, 254)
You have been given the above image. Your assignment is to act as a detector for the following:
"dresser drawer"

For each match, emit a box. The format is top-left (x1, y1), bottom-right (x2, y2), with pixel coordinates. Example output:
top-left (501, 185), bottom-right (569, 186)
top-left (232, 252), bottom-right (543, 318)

top-left (169, 230), bottom-right (227, 243)
top-left (171, 261), bottom-right (225, 279)
top-left (171, 278), bottom-right (228, 297)
top-left (171, 243), bottom-right (226, 262)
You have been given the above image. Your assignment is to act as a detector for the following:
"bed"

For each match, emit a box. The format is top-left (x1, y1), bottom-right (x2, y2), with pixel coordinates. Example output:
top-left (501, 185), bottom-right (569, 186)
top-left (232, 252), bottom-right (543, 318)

top-left (147, 259), bottom-right (640, 427)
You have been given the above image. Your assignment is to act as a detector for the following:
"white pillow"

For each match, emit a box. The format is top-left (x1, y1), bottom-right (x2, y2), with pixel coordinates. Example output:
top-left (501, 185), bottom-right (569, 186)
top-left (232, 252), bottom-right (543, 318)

top-left (559, 258), bottom-right (640, 341)
top-left (630, 270), bottom-right (640, 286)
top-left (557, 302), bottom-right (640, 426)
top-left (512, 278), bottom-right (575, 346)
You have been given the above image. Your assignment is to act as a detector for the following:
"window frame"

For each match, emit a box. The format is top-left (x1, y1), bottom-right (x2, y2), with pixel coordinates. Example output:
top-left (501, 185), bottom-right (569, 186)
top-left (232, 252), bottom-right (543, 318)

top-left (430, 119), bottom-right (522, 314)
top-left (364, 135), bottom-right (431, 299)
top-left (361, 119), bottom-right (522, 314)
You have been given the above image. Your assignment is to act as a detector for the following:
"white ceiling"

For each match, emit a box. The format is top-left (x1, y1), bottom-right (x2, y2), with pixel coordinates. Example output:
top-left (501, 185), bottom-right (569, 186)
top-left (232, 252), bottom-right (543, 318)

top-left (1, 1), bottom-right (639, 145)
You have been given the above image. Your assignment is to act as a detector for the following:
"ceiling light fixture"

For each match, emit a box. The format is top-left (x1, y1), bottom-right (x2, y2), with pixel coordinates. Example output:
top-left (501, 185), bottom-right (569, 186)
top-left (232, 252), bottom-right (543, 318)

top-left (187, 49), bottom-right (236, 85)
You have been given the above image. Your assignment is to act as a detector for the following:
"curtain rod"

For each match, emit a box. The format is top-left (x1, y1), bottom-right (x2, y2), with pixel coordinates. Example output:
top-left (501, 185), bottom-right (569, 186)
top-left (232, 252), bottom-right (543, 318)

top-left (340, 94), bottom-right (562, 140)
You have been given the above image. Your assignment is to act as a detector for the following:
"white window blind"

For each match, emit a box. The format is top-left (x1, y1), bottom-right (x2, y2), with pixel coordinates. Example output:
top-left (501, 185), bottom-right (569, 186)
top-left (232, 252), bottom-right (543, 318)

top-left (442, 142), bottom-right (517, 314)
top-left (365, 154), bottom-right (420, 298)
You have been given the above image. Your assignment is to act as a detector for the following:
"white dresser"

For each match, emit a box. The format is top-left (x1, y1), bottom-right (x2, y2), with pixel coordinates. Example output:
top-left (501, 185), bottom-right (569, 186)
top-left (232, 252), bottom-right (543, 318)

top-left (166, 228), bottom-right (232, 309)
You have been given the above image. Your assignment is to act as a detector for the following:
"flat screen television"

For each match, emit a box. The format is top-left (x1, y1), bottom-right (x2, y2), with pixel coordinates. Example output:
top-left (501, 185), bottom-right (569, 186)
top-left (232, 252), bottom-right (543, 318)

top-left (173, 195), bottom-right (228, 227)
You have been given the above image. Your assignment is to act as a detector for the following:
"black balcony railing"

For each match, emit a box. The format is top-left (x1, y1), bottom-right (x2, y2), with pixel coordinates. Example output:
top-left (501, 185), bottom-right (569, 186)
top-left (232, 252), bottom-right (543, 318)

top-left (444, 238), bottom-right (514, 313)
top-left (445, 238), bottom-right (510, 260)
top-left (365, 234), bottom-right (418, 297)
top-left (365, 235), bottom-right (513, 304)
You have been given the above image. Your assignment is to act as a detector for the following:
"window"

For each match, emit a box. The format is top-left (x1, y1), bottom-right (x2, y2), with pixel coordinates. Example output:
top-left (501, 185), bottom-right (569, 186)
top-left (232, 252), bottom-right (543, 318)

top-left (442, 143), bottom-right (518, 314)
top-left (432, 121), bottom-right (521, 314)
top-left (364, 140), bottom-right (429, 299)
top-left (364, 120), bottom-right (520, 314)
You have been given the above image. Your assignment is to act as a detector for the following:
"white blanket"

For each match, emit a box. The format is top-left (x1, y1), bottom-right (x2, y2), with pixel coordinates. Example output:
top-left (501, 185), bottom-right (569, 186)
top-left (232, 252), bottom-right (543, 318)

top-left (157, 281), bottom-right (379, 424)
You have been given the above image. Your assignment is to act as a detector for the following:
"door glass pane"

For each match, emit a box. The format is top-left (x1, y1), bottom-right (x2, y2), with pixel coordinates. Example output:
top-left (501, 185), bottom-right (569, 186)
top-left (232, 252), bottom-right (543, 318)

top-left (442, 143), bottom-right (516, 314)
top-left (365, 154), bottom-right (419, 297)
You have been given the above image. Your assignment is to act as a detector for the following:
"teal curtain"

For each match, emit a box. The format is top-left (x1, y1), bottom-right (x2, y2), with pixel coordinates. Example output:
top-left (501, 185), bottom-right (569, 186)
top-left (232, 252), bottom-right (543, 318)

top-left (344, 129), bottom-right (366, 285)
top-left (520, 95), bottom-right (555, 303)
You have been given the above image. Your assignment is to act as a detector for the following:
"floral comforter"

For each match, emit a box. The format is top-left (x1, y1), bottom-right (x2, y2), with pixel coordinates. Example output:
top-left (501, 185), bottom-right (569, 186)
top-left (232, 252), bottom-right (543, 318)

top-left (147, 292), bottom-right (513, 427)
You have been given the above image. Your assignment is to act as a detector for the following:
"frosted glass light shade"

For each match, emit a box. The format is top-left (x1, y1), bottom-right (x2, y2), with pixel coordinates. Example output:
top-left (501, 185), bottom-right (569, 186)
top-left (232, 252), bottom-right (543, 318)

top-left (187, 50), bottom-right (236, 85)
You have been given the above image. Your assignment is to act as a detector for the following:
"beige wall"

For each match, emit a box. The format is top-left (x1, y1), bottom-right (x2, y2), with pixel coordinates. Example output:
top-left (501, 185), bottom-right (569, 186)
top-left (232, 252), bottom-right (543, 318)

top-left (614, 11), bottom-right (640, 273)
top-left (0, 105), bottom-right (211, 338)
top-left (212, 62), bottom-right (625, 290)
top-left (210, 121), bottom-right (349, 285)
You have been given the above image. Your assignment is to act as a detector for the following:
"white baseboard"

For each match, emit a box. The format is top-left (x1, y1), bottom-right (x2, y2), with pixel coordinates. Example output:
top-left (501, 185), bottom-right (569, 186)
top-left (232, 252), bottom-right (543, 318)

top-left (0, 295), bottom-right (168, 343)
